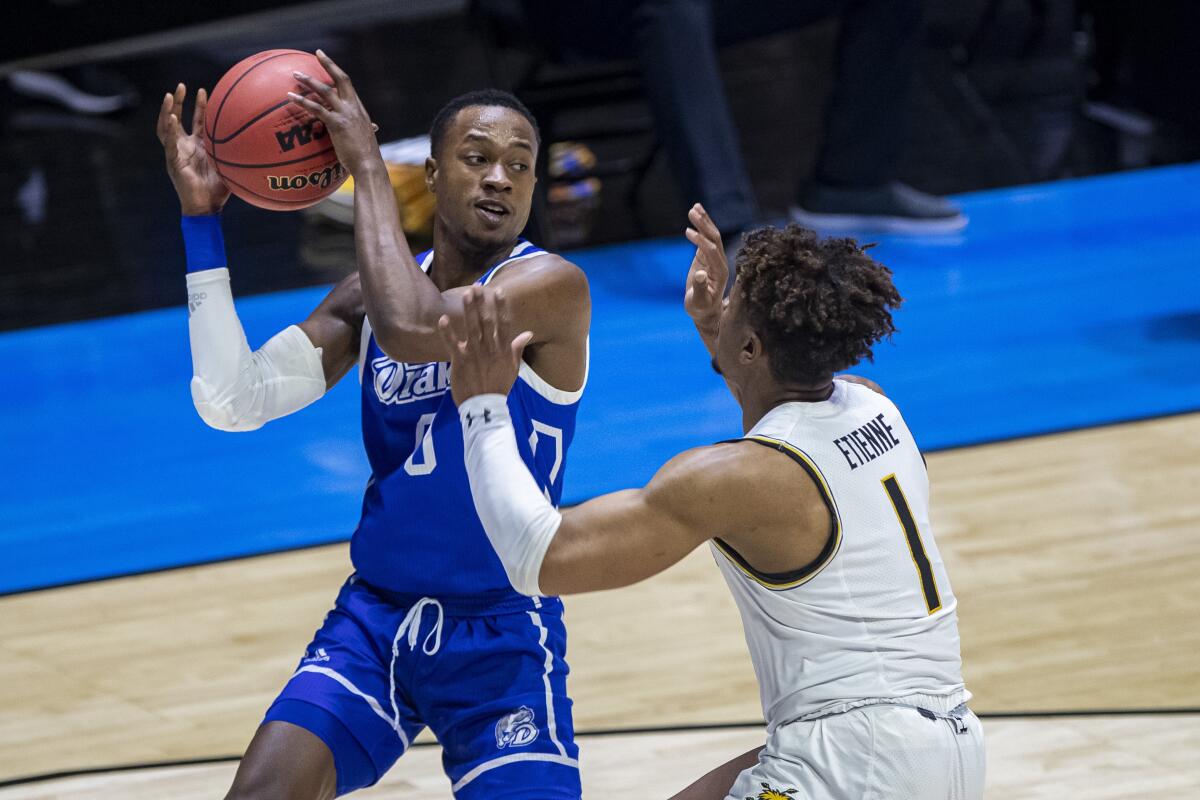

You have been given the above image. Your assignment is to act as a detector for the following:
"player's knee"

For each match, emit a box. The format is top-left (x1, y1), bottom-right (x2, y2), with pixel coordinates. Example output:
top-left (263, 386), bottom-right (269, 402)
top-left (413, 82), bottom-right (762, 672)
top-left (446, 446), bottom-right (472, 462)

top-left (223, 772), bottom-right (283, 800)
top-left (225, 724), bottom-right (338, 800)
top-left (224, 761), bottom-right (335, 800)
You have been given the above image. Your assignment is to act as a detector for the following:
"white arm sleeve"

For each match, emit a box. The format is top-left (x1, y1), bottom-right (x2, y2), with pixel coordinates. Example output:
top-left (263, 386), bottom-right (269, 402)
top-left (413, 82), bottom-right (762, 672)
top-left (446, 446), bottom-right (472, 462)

top-left (460, 394), bottom-right (562, 596)
top-left (187, 268), bottom-right (326, 432)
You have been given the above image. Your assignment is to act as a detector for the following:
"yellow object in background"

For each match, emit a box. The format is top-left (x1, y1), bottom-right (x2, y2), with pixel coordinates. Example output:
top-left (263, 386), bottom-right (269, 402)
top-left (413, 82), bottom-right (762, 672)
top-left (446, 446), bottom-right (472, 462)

top-left (310, 135), bottom-right (434, 238)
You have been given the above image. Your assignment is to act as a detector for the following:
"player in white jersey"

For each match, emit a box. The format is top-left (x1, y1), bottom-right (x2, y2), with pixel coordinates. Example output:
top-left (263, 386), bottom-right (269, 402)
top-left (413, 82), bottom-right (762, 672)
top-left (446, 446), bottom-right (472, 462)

top-left (437, 206), bottom-right (985, 800)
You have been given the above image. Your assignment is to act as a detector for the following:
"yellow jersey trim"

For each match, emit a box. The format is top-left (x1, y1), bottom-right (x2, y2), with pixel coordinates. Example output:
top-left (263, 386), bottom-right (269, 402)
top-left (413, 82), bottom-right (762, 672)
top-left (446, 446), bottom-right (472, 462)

top-left (712, 435), bottom-right (843, 591)
top-left (881, 472), bottom-right (943, 614)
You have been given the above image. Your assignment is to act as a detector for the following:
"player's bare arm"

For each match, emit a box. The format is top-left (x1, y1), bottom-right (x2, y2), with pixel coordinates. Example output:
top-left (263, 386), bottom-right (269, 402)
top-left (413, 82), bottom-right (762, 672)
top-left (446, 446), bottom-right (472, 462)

top-left (289, 53), bottom-right (589, 391)
top-left (540, 438), bottom-right (829, 595)
top-left (297, 273), bottom-right (365, 389)
top-left (160, 84), bottom-right (362, 431)
top-left (441, 286), bottom-right (830, 596)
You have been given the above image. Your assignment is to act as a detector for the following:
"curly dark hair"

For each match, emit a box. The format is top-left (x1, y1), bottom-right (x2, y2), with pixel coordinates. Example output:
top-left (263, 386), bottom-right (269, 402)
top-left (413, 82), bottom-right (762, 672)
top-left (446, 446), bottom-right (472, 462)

top-left (735, 224), bottom-right (902, 384)
top-left (429, 89), bottom-right (541, 158)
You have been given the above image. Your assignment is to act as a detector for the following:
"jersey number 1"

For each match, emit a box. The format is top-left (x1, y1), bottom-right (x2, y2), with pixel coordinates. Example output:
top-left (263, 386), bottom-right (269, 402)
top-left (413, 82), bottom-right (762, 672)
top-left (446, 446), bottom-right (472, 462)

top-left (881, 475), bottom-right (942, 614)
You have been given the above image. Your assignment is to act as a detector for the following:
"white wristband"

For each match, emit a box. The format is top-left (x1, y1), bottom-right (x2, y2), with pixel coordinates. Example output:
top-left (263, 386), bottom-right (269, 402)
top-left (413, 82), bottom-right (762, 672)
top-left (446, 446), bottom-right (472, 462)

top-left (460, 394), bottom-right (561, 596)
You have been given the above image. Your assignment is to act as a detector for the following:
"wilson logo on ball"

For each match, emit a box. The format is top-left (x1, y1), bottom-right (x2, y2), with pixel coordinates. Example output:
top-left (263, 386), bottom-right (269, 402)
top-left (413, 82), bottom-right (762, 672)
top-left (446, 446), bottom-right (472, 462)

top-left (206, 50), bottom-right (349, 209)
top-left (275, 120), bottom-right (327, 153)
top-left (267, 163), bottom-right (346, 191)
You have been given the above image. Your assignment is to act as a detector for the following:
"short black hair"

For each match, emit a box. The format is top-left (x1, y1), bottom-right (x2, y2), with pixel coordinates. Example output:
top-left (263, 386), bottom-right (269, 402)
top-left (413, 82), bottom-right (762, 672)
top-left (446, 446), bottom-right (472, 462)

top-left (429, 89), bottom-right (541, 159)
top-left (736, 224), bottom-right (902, 384)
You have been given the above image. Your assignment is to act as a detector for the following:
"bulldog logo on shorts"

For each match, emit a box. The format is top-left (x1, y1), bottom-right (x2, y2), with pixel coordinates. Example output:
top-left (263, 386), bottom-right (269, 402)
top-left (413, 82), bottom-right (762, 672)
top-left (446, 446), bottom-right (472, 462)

top-left (495, 705), bottom-right (539, 749)
top-left (747, 784), bottom-right (798, 800)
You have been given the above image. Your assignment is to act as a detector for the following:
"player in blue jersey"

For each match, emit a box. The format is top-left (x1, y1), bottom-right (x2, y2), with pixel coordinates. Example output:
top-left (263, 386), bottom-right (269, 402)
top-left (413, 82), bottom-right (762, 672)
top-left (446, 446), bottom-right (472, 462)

top-left (157, 51), bottom-right (589, 798)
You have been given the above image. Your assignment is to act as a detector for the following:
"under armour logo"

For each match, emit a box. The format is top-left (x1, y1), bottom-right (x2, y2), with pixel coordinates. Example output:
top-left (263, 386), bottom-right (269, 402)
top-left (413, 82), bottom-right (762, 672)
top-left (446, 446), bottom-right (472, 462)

top-left (464, 408), bottom-right (493, 428)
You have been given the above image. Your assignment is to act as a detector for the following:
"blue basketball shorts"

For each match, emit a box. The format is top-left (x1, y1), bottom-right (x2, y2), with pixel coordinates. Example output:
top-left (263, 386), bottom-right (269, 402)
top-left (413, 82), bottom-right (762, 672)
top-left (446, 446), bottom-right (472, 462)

top-left (263, 575), bottom-right (580, 797)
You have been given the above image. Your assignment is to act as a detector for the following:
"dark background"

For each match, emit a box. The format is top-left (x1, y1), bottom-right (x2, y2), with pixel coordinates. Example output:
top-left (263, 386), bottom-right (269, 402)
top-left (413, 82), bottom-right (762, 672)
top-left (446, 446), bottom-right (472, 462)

top-left (2, 0), bottom-right (1197, 331)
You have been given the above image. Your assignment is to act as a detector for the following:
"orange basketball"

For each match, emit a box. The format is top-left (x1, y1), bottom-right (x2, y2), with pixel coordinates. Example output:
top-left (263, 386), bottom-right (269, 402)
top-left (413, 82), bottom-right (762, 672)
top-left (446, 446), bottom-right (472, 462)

top-left (205, 50), bottom-right (347, 211)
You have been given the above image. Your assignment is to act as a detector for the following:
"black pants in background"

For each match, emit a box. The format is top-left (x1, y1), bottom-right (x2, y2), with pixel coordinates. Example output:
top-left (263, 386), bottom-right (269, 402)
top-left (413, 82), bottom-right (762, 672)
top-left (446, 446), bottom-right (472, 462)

top-left (527, 0), bottom-right (923, 232)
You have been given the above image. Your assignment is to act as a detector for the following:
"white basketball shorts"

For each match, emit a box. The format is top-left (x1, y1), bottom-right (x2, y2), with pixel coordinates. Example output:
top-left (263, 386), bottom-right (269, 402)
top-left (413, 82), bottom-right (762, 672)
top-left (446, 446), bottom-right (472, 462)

top-left (725, 703), bottom-right (985, 800)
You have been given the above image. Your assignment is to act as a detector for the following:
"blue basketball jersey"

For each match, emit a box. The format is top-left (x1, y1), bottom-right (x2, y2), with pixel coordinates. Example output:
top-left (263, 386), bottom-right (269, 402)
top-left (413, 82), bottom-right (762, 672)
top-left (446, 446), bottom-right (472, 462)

top-left (351, 241), bottom-right (585, 600)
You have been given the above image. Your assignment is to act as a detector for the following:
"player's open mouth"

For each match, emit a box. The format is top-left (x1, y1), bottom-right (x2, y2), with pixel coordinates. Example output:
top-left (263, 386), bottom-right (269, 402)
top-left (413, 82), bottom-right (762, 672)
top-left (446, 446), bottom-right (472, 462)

top-left (474, 200), bottom-right (510, 225)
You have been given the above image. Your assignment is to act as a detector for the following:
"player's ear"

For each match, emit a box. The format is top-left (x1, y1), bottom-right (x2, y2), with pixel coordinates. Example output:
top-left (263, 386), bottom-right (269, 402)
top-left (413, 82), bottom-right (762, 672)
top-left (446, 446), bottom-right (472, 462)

top-left (425, 156), bottom-right (437, 193)
top-left (740, 330), bottom-right (762, 365)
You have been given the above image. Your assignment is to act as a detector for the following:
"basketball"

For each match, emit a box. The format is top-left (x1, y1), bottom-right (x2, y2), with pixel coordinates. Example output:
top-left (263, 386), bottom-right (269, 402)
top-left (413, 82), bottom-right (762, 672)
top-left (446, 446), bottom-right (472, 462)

top-left (204, 50), bottom-right (347, 211)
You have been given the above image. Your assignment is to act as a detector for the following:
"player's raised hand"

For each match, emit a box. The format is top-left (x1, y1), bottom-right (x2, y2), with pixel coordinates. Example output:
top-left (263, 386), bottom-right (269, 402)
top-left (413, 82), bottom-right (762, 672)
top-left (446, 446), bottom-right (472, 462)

top-left (287, 50), bottom-right (381, 177)
top-left (684, 203), bottom-right (729, 337)
top-left (156, 83), bottom-right (230, 215)
top-left (439, 287), bottom-right (534, 406)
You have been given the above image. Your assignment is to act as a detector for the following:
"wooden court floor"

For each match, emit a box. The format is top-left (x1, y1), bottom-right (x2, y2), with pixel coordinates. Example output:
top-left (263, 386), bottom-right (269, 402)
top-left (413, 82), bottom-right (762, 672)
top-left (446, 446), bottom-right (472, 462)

top-left (2, 412), bottom-right (1198, 796)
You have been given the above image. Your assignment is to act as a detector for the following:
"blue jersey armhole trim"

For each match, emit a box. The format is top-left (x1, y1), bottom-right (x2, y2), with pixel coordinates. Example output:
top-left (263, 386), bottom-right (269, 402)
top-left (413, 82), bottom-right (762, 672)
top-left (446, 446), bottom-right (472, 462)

top-left (479, 239), bottom-right (546, 285)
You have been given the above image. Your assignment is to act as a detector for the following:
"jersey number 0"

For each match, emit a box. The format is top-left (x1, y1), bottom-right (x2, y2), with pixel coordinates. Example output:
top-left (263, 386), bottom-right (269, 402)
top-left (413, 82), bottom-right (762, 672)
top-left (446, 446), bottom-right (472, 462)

top-left (403, 414), bottom-right (564, 499)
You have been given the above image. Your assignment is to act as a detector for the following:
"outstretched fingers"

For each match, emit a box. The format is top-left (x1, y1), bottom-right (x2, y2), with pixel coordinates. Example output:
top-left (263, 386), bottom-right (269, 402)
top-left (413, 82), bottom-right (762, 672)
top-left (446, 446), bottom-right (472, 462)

top-left (685, 267), bottom-right (717, 308)
top-left (315, 49), bottom-right (356, 99)
top-left (478, 289), bottom-right (501, 354)
top-left (686, 226), bottom-right (723, 261)
top-left (287, 90), bottom-right (330, 121)
top-left (446, 287), bottom-right (529, 368)
top-left (461, 286), bottom-right (486, 350)
top-left (291, 71), bottom-right (336, 109)
top-left (191, 88), bottom-right (208, 138)
top-left (494, 290), bottom-right (531, 366)
top-left (685, 226), bottom-right (720, 259)
top-left (437, 314), bottom-right (463, 357)
top-left (156, 92), bottom-right (175, 144)
top-left (172, 83), bottom-right (187, 129)
top-left (494, 289), bottom-right (514, 344)
top-left (688, 203), bottom-right (723, 247)
top-left (157, 86), bottom-right (192, 154)
top-left (510, 331), bottom-right (534, 365)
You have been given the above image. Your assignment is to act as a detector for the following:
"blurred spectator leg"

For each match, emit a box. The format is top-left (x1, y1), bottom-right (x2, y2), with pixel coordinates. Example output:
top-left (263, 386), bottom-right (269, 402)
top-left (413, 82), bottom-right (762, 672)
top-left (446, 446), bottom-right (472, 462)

top-left (631, 0), bottom-right (761, 237)
top-left (795, 0), bottom-right (968, 233)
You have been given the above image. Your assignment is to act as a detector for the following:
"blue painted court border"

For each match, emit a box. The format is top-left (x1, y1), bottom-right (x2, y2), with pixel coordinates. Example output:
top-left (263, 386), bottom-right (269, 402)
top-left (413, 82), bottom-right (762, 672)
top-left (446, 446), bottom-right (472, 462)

top-left (2, 163), bottom-right (1198, 595)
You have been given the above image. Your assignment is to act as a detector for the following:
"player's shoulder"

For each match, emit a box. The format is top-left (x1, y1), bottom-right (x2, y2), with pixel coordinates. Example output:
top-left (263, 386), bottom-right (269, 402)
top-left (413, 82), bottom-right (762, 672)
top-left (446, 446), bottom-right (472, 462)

top-left (647, 441), bottom-right (824, 537)
top-left (653, 440), bottom-right (803, 502)
top-left (496, 250), bottom-right (589, 295)
top-left (836, 375), bottom-right (909, 422)
top-left (492, 252), bottom-right (590, 340)
top-left (836, 374), bottom-right (887, 397)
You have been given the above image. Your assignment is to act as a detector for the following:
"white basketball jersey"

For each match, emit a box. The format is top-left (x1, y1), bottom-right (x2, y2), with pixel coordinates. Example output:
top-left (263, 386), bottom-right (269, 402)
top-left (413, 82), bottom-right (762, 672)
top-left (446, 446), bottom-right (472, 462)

top-left (711, 379), bottom-right (968, 730)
